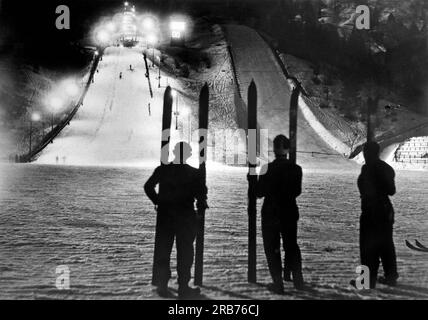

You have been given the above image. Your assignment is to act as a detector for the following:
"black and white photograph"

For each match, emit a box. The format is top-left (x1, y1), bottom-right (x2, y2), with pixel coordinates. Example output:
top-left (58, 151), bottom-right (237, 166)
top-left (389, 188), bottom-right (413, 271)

top-left (0, 0), bottom-right (427, 306)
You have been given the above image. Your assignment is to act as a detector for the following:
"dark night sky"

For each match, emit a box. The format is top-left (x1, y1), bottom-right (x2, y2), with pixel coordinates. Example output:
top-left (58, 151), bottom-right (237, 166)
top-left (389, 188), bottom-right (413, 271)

top-left (2, 1), bottom-right (120, 45)
top-left (0, 0), bottom-right (259, 67)
top-left (0, 0), bottom-right (263, 46)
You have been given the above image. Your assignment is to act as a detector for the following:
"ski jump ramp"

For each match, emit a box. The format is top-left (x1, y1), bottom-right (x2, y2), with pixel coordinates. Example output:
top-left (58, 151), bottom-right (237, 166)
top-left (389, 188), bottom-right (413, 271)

top-left (224, 24), bottom-right (357, 169)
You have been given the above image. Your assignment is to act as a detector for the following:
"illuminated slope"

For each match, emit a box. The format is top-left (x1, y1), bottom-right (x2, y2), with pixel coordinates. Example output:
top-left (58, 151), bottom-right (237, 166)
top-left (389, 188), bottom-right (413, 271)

top-left (36, 46), bottom-right (165, 166)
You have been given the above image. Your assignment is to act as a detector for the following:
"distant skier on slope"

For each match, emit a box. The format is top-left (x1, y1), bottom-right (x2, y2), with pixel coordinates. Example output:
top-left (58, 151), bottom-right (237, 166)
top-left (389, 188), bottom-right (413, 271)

top-left (144, 142), bottom-right (208, 299)
top-left (119, 72), bottom-right (122, 79)
top-left (357, 141), bottom-right (399, 288)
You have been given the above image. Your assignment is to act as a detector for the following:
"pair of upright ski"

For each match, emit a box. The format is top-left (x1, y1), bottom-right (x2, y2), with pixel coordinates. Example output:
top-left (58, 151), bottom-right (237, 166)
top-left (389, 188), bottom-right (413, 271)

top-left (246, 77), bottom-right (302, 283)
top-left (158, 77), bottom-right (301, 285)
top-left (159, 84), bottom-right (209, 286)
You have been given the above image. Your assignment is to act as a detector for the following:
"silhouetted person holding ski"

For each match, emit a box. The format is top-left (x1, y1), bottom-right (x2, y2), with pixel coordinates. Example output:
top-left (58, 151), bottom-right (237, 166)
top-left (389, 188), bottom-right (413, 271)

top-left (256, 135), bottom-right (304, 293)
top-left (144, 142), bottom-right (208, 299)
top-left (357, 141), bottom-right (398, 288)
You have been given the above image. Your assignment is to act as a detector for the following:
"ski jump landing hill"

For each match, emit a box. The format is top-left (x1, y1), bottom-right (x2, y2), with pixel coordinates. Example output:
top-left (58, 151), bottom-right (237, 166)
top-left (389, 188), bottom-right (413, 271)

top-left (224, 24), bottom-right (428, 170)
top-left (35, 46), bottom-right (166, 166)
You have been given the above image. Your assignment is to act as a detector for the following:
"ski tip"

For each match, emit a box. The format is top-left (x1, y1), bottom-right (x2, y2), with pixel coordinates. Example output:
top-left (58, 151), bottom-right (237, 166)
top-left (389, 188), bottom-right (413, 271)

top-left (406, 239), bottom-right (428, 252)
top-left (164, 86), bottom-right (171, 96)
top-left (200, 84), bottom-right (209, 102)
top-left (405, 240), bottom-right (415, 250)
top-left (415, 239), bottom-right (427, 250)
top-left (248, 80), bottom-right (257, 104)
top-left (201, 83), bottom-right (209, 93)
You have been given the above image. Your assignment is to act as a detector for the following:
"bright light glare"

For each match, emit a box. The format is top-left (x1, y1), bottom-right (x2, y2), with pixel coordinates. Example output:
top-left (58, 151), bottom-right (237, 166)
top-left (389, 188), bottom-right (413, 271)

top-left (64, 81), bottom-right (79, 97)
top-left (124, 2), bottom-right (129, 6)
top-left (170, 21), bottom-right (186, 32)
top-left (171, 90), bottom-right (177, 98)
top-left (49, 97), bottom-right (63, 110)
top-left (143, 17), bottom-right (155, 30)
top-left (147, 34), bottom-right (157, 45)
top-left (31, 112), bottom-right (41, 122)
top-left (106, 22), bottom-right (116, 32)
top-left (96, 30), bottom-right (110, 44)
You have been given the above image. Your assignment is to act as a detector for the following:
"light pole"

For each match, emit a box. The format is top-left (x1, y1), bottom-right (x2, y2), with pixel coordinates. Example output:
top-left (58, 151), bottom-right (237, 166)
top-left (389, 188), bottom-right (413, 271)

top-left (96, 30), bottom-right (110, 46)
top-left (172, 90), bottom-right (179, 130)
top-left (49, 97), bottom-right (63, 131)
top-left (157, 56), bottom-right (161, 88)
top-left (48, 78), bottom-right (78, 132)
top-left (29, 112), bottom-right (41, 157)
top-left (95, 28), bottom-right (110, 57)
top-left (147, 34), bottom-right (157, 67)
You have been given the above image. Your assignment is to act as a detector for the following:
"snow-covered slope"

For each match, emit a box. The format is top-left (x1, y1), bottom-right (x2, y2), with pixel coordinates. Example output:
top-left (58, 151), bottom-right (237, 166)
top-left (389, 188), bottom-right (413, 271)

top-left (35, 47), bottom-right (166, 167)
top-left (224, 25), bottom-right (356, 169)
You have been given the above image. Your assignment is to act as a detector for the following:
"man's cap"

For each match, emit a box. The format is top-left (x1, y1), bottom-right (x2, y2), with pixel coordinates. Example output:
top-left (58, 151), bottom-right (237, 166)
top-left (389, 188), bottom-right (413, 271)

top-left (273, 134), bottom-right (290, 149)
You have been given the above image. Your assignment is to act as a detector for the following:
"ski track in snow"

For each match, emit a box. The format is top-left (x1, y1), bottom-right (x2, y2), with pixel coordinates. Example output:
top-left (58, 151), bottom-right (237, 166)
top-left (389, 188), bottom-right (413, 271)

top-left (0, 164), bottom-right (427, 300)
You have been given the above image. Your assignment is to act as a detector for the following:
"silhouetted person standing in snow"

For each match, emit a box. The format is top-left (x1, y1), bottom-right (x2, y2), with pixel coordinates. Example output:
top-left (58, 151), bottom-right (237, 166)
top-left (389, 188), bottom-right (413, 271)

top-left (256, 135), bottom-right (304, 293)
top-left (144, 142), bottom-right (208, 299)
top-left (357, 141), bottom-right (398, 288)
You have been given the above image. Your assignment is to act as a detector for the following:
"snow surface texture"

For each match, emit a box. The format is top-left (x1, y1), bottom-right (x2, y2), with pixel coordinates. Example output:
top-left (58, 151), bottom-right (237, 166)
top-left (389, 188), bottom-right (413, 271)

top-left (0, 164), bottom-right (427, 299)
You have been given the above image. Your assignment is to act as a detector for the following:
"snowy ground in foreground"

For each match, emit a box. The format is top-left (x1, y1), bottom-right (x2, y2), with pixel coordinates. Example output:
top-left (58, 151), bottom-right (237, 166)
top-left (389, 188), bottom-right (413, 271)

top-left (0, 163), bottom-right (427, 300)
